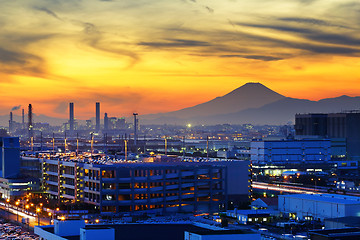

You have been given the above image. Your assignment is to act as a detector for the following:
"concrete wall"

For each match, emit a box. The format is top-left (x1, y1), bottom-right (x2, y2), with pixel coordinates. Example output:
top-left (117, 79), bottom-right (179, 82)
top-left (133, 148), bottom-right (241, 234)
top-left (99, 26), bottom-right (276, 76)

top-left (34, 226), bottom-right (68, 240)
top-left (218, 160), bottom-right (249, 196)
top-left (80, 227), bottom-right (115, 240)
top-left (54, 220), bottom-right (85, 236)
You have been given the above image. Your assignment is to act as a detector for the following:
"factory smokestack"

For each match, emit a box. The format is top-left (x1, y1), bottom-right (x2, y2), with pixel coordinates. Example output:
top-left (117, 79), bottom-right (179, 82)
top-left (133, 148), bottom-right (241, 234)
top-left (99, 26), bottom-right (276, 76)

top-left (95, 102), bottom-right (100, 132)
top-left (28, 104), bottom-right (33, 138)
top-left (69, 102), bottom-right (74, 132)
top-left (104, 113), bottom-right (108, 131)
top-left (22, 108), bottom-right (25, 129)
top-left (9, 112), bottom-right (13, 134)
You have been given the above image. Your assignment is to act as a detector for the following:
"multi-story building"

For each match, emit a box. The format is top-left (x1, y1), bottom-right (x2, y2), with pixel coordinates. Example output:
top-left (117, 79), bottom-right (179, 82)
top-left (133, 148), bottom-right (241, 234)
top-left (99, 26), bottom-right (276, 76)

top-left (250, 139), bottom-right (331, 165)
top-left (41, 158), bottom-right (249, 215)
top-left (0, 137), bottom-right (39, 199)
top-left (295, 112), bottom-right (360, 160)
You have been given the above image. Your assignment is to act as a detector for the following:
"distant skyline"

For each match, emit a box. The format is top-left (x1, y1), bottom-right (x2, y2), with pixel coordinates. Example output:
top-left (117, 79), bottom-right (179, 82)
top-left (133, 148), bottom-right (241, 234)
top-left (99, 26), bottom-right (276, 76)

top-left (0, 0), bottom-right (360, 119)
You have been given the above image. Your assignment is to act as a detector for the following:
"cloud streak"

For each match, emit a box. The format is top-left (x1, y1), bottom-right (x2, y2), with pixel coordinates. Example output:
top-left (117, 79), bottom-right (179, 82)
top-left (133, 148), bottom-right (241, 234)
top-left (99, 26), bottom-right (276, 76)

top-left (0, 0), bottom-right (360, 116)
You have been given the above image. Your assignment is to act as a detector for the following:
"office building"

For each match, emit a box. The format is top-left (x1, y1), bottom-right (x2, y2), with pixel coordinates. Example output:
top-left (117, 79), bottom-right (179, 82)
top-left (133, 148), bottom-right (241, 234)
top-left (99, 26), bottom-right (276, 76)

top-left (41, 158), bottom-right (249, 214)
top-left (0, 137), bottom-right (39, 199)
top-left (251, 139), bottom-right (331, 165)
top-left (0, 137), bottom-right (20, 178)
top-left (295, 112), bottom-right (360, 160)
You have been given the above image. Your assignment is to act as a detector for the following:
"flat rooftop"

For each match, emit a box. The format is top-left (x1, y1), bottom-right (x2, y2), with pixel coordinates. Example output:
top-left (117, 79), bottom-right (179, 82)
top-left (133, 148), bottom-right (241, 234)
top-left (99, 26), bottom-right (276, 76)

top-left (40, 223), bottom-right (254, 240)
top-left (310, 227), bottom-right (360, 237)
top-left (281, 194), bottom-right (360, 205)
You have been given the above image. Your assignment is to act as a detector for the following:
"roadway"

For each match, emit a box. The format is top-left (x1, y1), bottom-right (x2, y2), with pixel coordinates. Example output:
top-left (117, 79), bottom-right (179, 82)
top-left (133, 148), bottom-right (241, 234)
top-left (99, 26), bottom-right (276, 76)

top-left (0, 202), bottom-right (52, 228)
top-left (252, 181), bottom-right (360, 196)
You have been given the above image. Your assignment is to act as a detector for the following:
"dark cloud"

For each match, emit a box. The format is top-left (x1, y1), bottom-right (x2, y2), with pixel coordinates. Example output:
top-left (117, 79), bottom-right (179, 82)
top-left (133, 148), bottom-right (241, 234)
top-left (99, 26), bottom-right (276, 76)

top-left (296, 0), bottom-right (318, 5)
top-left (237, 23), bottom-right (313, 34)
top-left (293, 43), bottom-right (360, 54)
top-left (278, 17), bottom-right (352, 30)
top-left (0, 47), bottom-right (45, 75)
top-left (0, 48), bottom-right (32, 64)
top-left (81, 22), bottom-right (99, 35)
top-left (204, 6), bottom-right (214, 13)
top-left (305, 33), bottom-right (360, 46)
top-left (33, 6), bottom-right (62, 20)
top-left (220, 55), bottom-right (283, 61)
top-left (139, 39), bottom-right (210, 48)
top-left (233, 21), bottom-right (360, 55)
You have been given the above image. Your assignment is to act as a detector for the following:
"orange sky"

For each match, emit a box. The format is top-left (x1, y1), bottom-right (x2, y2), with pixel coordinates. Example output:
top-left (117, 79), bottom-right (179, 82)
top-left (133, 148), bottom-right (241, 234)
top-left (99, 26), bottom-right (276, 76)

top-left (0, 0), bottom-right (360, 119)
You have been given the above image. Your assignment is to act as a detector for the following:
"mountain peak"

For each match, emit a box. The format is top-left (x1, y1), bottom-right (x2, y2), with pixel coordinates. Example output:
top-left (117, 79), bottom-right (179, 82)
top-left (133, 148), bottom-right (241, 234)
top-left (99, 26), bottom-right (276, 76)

top-left (143, 82), bottom-right (286, 122)
top-left (224, 82), bottom-right (284, 98)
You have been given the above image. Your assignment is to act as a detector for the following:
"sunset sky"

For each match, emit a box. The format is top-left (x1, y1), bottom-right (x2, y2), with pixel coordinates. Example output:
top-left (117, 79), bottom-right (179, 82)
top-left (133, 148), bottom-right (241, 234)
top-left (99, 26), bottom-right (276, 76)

top-left (1, 0), bottom-right (360, 119)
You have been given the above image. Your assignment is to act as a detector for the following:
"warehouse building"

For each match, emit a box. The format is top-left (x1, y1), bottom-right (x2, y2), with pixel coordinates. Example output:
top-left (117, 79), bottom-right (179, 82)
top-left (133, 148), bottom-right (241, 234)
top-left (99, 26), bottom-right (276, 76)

top-left (279, 194), bottom-right (360, 221)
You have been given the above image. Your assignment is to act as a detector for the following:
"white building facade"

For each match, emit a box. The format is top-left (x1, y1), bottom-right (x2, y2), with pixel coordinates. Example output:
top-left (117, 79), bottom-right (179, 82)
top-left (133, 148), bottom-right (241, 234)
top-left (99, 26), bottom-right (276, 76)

top-left (279, 194), bottom-right (360, 221)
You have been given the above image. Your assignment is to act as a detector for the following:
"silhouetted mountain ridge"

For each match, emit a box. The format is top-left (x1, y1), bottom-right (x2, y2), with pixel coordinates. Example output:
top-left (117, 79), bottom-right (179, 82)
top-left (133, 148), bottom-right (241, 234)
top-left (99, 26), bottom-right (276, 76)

top-left (142, 85), bottom-right (360, 125)
top-left (143, 82), bottom-right (285, 120)
top-left (1, 83), bottom-right (359, 126)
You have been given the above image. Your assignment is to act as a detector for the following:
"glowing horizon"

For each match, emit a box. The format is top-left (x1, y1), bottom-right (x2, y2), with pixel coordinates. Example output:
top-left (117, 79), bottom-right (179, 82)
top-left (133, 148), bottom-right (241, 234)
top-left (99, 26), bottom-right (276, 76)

top-left (0, 0), bottom-right (360, 119)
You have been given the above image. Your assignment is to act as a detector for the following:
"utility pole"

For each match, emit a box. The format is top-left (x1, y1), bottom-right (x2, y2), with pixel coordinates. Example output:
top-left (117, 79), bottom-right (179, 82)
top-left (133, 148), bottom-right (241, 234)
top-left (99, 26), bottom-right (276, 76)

top-left (124, 140), bottom-right (128, 161)
top-left (40, 132), bottom-right (43, 151)
top-left (52, 133), bottom-right (55, 156)
top-left (90, 133), bottom-right (94, 158)
top-left (206, 136), bottom-right (209, 161)
top-left (64, 132), bottom-right (67, 153)
top-left (76, 133), bottom-right (79, 156)
top-left (182, 136), bottom-right (186, 159)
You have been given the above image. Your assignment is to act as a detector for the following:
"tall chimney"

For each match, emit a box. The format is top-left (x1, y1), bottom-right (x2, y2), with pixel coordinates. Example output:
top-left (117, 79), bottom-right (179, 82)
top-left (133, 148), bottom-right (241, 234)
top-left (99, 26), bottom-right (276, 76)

top-left (9, 112), bottom-right (13, 134)
top-left (104, 113), bottom-right (108, 131)
top-left (69, 102), bottom-right (74, 132)
top-left (28, 104), bottom-right (33, 138)
top-left (22, 108), bottom-right (25, 129)
top-left (95, 102), bottom-right (100, 132)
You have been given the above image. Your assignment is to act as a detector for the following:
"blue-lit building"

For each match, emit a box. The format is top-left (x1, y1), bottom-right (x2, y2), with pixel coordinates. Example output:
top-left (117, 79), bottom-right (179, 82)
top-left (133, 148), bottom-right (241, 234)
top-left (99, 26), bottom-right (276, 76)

top-left (0, 137), bottom-right (39, 199)
top-left (0, 137), bottom-right (20, 178)
top-left (279, 194), bottom-right (360, 221)
top-left (250, 139), bottom-right (332, 165)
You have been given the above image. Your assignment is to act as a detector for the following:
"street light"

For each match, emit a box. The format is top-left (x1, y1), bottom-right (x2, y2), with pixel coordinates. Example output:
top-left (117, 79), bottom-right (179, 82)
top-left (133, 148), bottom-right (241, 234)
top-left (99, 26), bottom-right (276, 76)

top-left (36, 208), bottom-right (41, 226)
top-left (48, 212), bottom-right (52, 225)
top-left (15, 201), bottom-right (19, 222)
top-left (6, 199), bottom-right (10, 220)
